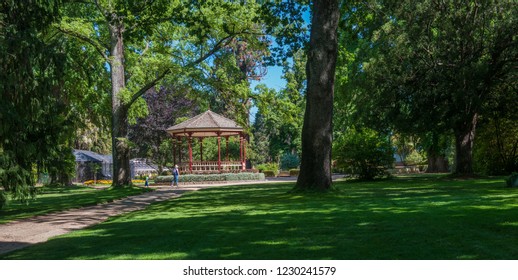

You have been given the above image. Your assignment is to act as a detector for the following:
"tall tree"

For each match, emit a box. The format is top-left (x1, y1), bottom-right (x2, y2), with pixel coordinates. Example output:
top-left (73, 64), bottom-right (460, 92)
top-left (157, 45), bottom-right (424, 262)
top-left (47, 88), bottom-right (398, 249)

top-left (295, 0), bottom-right (340, 191)
top-left (338, 0), bottom-right (517, 175)
top-left (58, 0), bottom-right (263, 186)
top-left (0, 0), bottom-right (77, 208)
top-left (203, 35), bottom-right (269, 130)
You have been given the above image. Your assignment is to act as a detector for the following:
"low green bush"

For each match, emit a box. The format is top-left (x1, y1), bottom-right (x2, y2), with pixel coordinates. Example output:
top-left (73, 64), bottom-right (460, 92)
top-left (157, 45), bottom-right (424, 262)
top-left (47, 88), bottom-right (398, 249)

top-left (506, 173), bottom-right (518, 188)
top-left (280, 154), bottom-right (300, 170)
top-left (262, 170), bottom-right (276, 177)
top-left (289, 169), bottom-right (300, 176)
top-left (334, 127), bottom-right (394, 180)
top-left (225, 172), bottom-right (265, 181)
top-left (155, 172), bottom-right (265, 183)
top-left (256, 163), bottom-right (279, 175)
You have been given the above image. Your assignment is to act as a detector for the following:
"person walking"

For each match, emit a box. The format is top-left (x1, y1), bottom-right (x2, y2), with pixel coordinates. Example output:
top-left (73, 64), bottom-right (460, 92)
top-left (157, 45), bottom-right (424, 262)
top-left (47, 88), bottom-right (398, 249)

top-left (144, 175), bottom-right (149, 188)
top-left (172, 165), bottom-right (180, 187)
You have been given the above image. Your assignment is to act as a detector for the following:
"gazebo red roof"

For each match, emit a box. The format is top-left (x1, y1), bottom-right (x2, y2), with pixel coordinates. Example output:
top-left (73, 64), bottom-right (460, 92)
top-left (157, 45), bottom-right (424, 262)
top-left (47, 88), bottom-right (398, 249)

top-left (166, 110), bottom-right (244, 137)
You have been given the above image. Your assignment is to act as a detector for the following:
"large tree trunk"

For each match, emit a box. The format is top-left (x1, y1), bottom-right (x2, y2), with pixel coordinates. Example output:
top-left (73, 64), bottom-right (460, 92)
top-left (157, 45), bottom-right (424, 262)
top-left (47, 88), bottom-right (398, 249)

top-left (295, 0), bottom-right (339, 191)
top-left (425, 134), bottom-right (449, 173)
top-left (426, 153), bottom-right (449, 173)
top-left (109, 21), bottom-right (132, 186)
top-left (453, 113), bottom-right (478, 175)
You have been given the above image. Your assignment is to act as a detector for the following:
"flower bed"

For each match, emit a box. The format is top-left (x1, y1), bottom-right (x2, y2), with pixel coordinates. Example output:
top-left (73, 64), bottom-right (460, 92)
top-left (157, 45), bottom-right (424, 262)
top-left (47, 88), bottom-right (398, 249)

top-left (83, 180), bottom-right (112, 185)
top-left (84, 179), bottom-right (146, 185)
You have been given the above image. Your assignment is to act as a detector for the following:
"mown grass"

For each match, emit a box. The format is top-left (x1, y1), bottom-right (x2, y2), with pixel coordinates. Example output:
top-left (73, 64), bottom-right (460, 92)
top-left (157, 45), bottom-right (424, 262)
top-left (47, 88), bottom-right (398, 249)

top-left (0, 185), bottom-right (150, 224)
top-left (2, 175), bottom-right (518, 260)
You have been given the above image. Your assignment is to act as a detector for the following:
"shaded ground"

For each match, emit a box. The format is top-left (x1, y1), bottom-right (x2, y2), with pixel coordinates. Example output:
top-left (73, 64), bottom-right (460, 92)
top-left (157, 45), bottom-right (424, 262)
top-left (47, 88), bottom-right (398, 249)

top-left (0, 180), bottom-right (280, 255)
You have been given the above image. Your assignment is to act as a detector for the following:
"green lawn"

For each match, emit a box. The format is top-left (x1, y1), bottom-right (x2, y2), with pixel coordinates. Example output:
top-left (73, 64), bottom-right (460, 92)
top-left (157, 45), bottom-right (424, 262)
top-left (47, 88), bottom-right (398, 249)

top-left (0, 185), bottom-right (150, 224)
top-left (2, 175), bottom-right (518, 260)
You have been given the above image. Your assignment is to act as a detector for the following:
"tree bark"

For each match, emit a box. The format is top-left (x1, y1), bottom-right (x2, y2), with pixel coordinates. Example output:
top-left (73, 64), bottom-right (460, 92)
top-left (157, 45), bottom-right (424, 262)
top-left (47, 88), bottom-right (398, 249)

top-left (109, 21), bottom-right (132, 186)
top-left (425, 136), bottom-right (449, 173)
top-left (426, 153), bottom-right (449, 173)
top-left (295, 0), bottom-right (340, 191)
top-left (453, 113), bottom-right (478, 175)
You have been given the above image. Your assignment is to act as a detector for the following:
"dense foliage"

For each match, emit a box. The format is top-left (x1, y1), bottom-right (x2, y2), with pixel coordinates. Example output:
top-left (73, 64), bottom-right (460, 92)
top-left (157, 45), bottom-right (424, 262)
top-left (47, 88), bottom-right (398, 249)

top-left (473, 117), bottom-right (518, 175)
top-left (280, 153), bottom-right (300, 170)
top-left (128, 86), bottom-right (197, 173)
top-left (0, 0), bottom-right (78, 208)
top-left (252, 49), bottom-right (306, 165)
top-left (57, 0), bottom-right (270, 186)
top-left (506, 173), bottom-right (518, 188)
top-left (336, 0), bottom-right (517, 176)
top-left (334, 128), bottom-right (394, 180)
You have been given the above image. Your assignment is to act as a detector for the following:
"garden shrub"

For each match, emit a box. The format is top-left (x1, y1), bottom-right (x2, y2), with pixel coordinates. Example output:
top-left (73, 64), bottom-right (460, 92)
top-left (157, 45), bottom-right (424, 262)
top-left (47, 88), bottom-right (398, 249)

top-left (289, 169), bottom-right (300, 176)
top-left (155, 172), bottom-right (265, 183)
top-left (226, 172), bottom-right (265, 181)
top-left (405, 150), bottom-right (426, 165)
top-left (506, 173), bottom-right (518, 188)
top-left (262, 170), bottom-right (276, 177)
top-left (280, 154), bottom-right (300, 170)
top-left (256, 162), bottom-right (279, 175)
top-left (333, 128), bottom-right (394, 180)
top-left (473, 117), bottom-right (518, 175)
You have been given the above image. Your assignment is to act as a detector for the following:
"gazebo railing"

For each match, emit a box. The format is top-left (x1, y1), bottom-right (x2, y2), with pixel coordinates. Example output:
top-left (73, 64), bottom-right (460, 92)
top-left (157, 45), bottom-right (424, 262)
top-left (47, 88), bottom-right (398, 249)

top-left (178, 161), bottom-right (244, 172)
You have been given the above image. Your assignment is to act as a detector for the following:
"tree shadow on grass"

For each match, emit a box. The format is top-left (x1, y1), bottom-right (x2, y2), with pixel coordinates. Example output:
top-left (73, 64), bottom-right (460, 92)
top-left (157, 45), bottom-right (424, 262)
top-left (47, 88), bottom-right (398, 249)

top-left (2, 180), bottom-right (518, 260)
top-left (0, 187), bottom-right (146, 224)
top-left (0, 241), bottom-right (33, 255)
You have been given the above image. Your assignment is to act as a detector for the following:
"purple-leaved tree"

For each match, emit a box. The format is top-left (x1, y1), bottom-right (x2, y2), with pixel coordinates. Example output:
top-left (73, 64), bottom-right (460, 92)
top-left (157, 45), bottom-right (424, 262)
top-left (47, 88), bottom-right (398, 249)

top-left (129, 86), bottom-right (197, 174)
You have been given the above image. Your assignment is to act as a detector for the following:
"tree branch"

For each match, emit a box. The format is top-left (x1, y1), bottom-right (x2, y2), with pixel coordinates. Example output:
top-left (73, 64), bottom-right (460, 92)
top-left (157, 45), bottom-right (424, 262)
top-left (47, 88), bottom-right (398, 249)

top-left (127, 34), bottom-right (236, 108)
top-left (186, 34), bottom-right (235, 67)
top-left (94, 0), bottom-right (110, 19)
top-left (137, 40), bottom-right (150, 63)
top-left (57, 26), bottom-right (109, 61)
top-left (127, 69), bottom-right (171, 107)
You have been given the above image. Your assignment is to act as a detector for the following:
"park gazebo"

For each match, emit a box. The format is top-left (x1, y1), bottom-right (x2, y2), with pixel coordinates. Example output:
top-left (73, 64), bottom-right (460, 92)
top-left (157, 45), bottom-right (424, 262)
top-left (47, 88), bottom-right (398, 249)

top-left (166, 110), bottom-right (247, 173)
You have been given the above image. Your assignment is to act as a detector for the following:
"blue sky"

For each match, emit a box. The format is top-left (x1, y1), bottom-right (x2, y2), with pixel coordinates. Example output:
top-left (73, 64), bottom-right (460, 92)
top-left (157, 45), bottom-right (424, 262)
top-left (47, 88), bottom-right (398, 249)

top-left (251, 65), bottom-right (286, 91)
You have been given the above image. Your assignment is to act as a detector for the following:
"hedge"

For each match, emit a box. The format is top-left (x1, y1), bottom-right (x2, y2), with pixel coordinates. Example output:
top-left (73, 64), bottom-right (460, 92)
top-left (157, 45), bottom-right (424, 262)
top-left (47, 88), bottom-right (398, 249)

top-left (289, 169), bottom-right (300, 176)
top-left (155, 172), bottom-right (265, 184)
